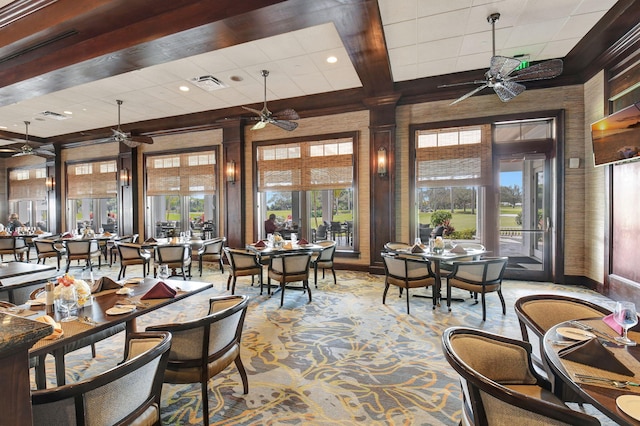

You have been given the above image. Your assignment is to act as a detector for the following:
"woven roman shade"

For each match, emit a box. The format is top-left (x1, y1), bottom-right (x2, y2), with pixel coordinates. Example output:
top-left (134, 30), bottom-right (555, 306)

top-left (8, 168), bottom-right (46, 201)
top-left (415, 125), bottom-right (492, 188)
top-left (146, 152), bottom-right (216, 196)
top-left (67, 160), bottom-right (117, 199)
top-left (257, 138), bottom-right (353, 191)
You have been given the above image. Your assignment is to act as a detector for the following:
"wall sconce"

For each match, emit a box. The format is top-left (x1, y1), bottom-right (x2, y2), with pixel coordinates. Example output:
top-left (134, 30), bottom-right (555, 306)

top-left (45, 176), bottom-right (55, 192)
top-left (119, 168), bottom-right (130, 187)
top-left (226, 160), bottom-right (236, 183)
top-left (377, 147), bottom-right (387, 177)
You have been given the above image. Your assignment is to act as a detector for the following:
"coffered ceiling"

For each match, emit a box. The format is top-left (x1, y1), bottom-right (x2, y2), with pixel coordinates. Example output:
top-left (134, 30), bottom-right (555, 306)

top-left (0, 0), bottom-right (636, 149)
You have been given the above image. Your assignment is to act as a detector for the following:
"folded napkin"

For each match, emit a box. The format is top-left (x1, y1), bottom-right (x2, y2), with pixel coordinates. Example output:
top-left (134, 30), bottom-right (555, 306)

top-left (35, 229), bottom-right (44, 234)
top-left (90, 276), bottom-right (122, 293)
top-left (603, 314), bottom-right (623, 335)
top-left (411, 244), bottom-right (424, 253)
top-left (102, 231), bottom-right (112, 237)
top-left (35, 315), bottom-right (63, 340)
top-left (298, 238), bottom-right (309, 245)
top-left (141, 282), bottom-right (177, 300)
top-left (145, 237), bottom-right (157, 243)
top-left (283, 242), bottom-right (293, 249)
top-left (254, 240), bottom-right (266, 248)
top-left (558, 337), bottom-right (633, 376)
top-left (450, 245), bottom-right (467, 254)
top-left (62, 233), bottom-right (73, 239)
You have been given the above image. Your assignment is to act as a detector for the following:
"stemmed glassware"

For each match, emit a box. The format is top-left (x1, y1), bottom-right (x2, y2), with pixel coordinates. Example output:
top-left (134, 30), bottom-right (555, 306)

top-left (158, 264), bottom-right (170, 280)
top-left (58, 284), bottom-right (78, 322)
top-left (614, 301), bottom-right (638, 346)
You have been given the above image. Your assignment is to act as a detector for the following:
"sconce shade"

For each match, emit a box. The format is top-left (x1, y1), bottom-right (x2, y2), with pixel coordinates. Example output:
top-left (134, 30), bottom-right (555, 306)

top-left (377, 147), bottom-right (387, 176)
top-left (45, 176), bottom-right (55, 192)
top-left (119, 168), bottom-right (130, 187)
top-left (226, 160), bottom-right (236, 183)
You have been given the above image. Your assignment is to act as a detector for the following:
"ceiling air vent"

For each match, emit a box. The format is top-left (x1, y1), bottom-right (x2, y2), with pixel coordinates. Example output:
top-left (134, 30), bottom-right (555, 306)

top-left (190, 75), bottom-right (228, 91)
top-left (39, 111), bottom-right (70, 120)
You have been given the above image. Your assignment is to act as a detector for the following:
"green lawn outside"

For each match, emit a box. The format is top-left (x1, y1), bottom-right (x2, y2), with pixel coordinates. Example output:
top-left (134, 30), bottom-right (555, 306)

top-left (268, 210), bottom-right (353, 228)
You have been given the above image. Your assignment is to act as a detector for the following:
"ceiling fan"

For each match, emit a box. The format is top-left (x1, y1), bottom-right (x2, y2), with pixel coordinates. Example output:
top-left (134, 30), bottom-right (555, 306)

top-left (0, 121), bottom-right (55, 158)
top-left (111, 100), bottom-right (154, 147)
top-left (441, 13), bottom-right (563, 105)
top-left (242, 70), bottom-right (299, 131)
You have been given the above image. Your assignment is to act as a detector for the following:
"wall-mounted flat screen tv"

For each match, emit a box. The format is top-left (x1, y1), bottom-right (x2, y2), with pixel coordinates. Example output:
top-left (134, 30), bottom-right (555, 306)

top-left (591, 101), bottom-right (640, 166)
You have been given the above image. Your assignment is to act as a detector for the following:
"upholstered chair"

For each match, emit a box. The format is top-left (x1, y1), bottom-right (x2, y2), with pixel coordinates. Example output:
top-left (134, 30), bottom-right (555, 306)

top-left (0, 236), bottom-right (30, 262)
top-left (445, 257), bottom-right (508, 321)
top-left (64, 240), bottom-right (102, 272)
top-left (383, 241), bottom-right (412, 253)
top-left (310, 240), bottom-right (337, 287)
top-left (197, 237), bottom-right (226, 275)
top-left (31, 331), bottom-right (172, 426)
top-left (382, 252), bottom-right (437, 314)
top-left (116, 242), bottom-right (152, 280)
top-left (146, 295), bottom-right (249, 426)
top-left (109, 234), bottom-right (134, 266)
top-left (155, 244), bottom-right (191, 280)
top-left (442, 326), bottom-right (600, 426)
top-left (267, 251), bottom-right (312, 307)
top-left (34, 239), bottom-right (66, 270)
top-left (224, 247), bottom-right (263, 295)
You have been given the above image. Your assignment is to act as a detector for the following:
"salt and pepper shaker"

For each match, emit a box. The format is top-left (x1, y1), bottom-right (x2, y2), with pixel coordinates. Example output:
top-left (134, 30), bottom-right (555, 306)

top-left (45, 282), bottom-right (55, 316)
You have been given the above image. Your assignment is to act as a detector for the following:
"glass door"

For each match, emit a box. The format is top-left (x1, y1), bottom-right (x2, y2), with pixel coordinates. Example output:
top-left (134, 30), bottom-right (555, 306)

top-left (497, 155), bottom-right (550, 280)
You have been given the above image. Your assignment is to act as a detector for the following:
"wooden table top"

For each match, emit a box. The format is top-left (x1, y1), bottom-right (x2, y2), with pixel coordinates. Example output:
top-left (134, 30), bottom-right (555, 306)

top-left (0, 262), bottom-right (56, 284)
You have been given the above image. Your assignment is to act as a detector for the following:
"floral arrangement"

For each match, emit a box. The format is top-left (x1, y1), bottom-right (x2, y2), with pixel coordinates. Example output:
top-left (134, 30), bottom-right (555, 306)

top-left (433, 236), bottom-right (444, 249)
top-left (54, 274), bottom-right (92, 306)
top-left (274, 233), bottom-right (283, 243)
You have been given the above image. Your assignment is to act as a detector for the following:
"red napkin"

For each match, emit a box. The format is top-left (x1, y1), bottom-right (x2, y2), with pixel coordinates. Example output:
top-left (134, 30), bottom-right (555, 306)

top-left (62, 232), bottom-right (73, 239)
top-left (299, 238), bottom-right (309, 245)
top-left (603, 314), bottom-right (623, 335)
top-left (145, 237), bottom-right (157, 243)
top-left (141, 282), bottom-right (177, 300)
top-left (254, 240), bottom-right (266, 248)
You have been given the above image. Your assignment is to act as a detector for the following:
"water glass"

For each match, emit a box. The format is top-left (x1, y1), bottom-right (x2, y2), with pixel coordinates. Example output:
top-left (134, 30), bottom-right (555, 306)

top-left (59, 285), bottom-right (78, 322)
top-left (158, 264), bottom-right (170, 280)
top-left (614, 301), bottom-right (638, 346)
top-left (291, 233), bottom-right (297, 244)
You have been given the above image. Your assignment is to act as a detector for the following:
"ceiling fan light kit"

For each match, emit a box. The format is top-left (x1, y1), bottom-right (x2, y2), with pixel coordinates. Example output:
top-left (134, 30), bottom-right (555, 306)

top-left (241, 70), bottom-right (299, 131)
top-left (0, 120), bottom-right (56, 158)
top-left (111, 100), bottom-right (154, 147)
top-left (440, 12), bottom-right (563, 105)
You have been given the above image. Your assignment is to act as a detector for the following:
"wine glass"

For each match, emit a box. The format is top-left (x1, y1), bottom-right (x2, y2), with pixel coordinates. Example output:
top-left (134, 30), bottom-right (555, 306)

top-left (158, 264), bottom-right (170, 281)
top-left (59, 284), bottom-right (78, 322)
top-left (614, 301), bottom-right (638, 346)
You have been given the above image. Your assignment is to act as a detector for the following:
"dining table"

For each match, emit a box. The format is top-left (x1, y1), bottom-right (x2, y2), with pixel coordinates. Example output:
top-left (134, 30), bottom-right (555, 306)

top-left (543, 318), bottom-right (640, 425)
top-left (0, 262), bottom-right (56, 303)
top-left (19, 276), bottom-right (212, 388)
top-left (390, 246), bottom-right (486, 305)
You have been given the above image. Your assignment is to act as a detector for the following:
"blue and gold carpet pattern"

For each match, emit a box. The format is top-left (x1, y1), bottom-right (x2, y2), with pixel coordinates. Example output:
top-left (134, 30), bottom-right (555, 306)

top-left (30, 265), bottom-right (617, 425)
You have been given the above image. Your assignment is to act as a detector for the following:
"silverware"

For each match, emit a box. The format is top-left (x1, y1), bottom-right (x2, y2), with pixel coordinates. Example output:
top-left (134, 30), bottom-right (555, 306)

top-left (575, 373), bottom-right (640, 387)
top-left (79, 316), bottom-right (98, 326)
top-left (122, 299), bottom-right (149, 308)
top-left (570, 320), bottom-right (617, 340)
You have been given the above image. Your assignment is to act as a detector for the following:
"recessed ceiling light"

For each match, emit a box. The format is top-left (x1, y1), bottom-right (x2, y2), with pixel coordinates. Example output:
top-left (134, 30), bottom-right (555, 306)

top-left (64, 110), bottom-right (73, 115)
top-left (230, 75), bottom-right (243, 82)
top-left (0, 126), bottom-right (6, 129)
top-left (326, 56), bottom-right (338, 64)
top-left (179, 85), bottom-right (190, 92)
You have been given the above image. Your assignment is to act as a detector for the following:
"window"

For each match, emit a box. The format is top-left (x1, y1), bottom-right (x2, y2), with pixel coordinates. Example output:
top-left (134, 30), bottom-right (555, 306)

top-left (145, 150), bottom-right (218, 238)
top-left (8, 167), bottom-right (48, 230)
top-left (66, 160), bottom-right (118, 234)
top-left (256, 134), bottom-right (357, 250)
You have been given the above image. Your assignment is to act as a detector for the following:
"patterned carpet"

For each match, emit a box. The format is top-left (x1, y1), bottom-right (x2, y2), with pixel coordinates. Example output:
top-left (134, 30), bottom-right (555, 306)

top-left (30, 264), bottom-right (618, 425)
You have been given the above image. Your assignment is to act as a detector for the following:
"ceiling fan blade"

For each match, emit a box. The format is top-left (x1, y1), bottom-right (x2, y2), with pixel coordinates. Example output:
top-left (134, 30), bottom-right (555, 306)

top-left (270, 119), bottom-right (299, 132)
top-left (242, 106), bottom-right (263, 117)
top-left (493, 81), bottom-right (526, 102)
top-left (33, 149), bottom-right (55, 157)
top-left (129, 135), bottom-right (154, 144)
top-left (251, 121), bottom-right (267, 130)
top-left (489, 56), bottom-right (521, 78)
top-left (0, 148), bottom-right (18, 153)
top-left (450, 84), bottom-right (489, 105)
top-left (510, 59), bottom-right (563, 82)
top-left (438, 80), bottom-right (488, 88)
top-left (273, 108), bottom-right (299, 121)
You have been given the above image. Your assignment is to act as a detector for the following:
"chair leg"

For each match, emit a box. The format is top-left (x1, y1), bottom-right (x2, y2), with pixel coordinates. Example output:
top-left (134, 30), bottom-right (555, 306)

top-left (314, 264), bottom-right (318, 288)
top-left (201, 381), bottom-right (210, 426)
top-left (219, 258), bottom-right (224, 273)
top-left (199, 258), bottom-right (203, 276)
top-left (118, 265), bottom-right (126, 281)
top-left (405, 286), bottom-right (410, 314)
top-left (226, 275), bottom-right (232, 291)
top-left (91, 343), bottom-right (96, 358)
top-left (331, 267), bottom-right (336, 285)
top-left (234, 356), bottom-right (249, 394)
top-left (280, 281), bottom-right (286, 307)
top-left (481, 292), bottom-right (487, 321)
top-left (231, 277), bottom-right (237, 295)
top-left (498, 289), bottom-right (506, 315)
top-left (305, 280), bottom-right (312, 303)
top-left (382, 282), bottom-right (390, 305)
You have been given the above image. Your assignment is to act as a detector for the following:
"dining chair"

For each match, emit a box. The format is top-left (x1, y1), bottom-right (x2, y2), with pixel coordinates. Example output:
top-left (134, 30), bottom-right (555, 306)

top-left (0, 236), bottom-right (30, 262)
top-left (223, 247), bottom-right (262, 295)
top-left (381, 252), bottom-right (437, 314)
top-left (31, 331), bottom-right (172, 426)
top-left (267, 251), bottom-right (313, 307)
top-left (109, 234), bottom-right (135, 266)
top-left (63, 239), bottom-right (102, 272)
top-left (197, 236), bottom-right (226, 275)
top-left (310, 240), bottom-right (337, 288)
top-left (155, 244), bottom-right (191, 280)
top-left (445, 257), bottom-right (508, 321)
top-left (146, 295), bottom-right (249, 426)
top-left (116, 242), bottom-right (152, 280)
top-left (383, 241), bottom-right (412, 253)
top-left (514, 294), bottom-right (612, 387)
top-left (33, 239), bottom-right (66, 270)
top-left (442, 326), bottom-right (600, 426)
